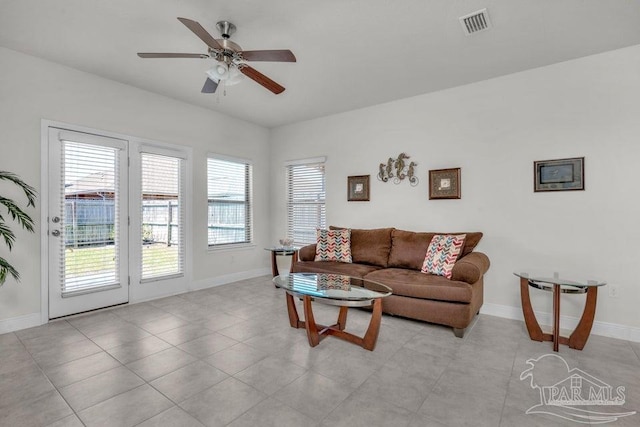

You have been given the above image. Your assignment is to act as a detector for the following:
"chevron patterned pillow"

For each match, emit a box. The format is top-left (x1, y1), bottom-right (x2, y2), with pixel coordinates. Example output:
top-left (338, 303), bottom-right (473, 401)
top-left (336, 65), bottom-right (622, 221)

top-left (421, 234), bottom-right (466, 279)
top-left (314, 229), bottom-right (353, 263)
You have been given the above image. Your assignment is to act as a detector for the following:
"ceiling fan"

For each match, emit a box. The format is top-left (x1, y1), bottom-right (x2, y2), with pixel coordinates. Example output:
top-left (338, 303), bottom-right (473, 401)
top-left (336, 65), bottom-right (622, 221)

top-left (138, 18), bottom-right (296, 95)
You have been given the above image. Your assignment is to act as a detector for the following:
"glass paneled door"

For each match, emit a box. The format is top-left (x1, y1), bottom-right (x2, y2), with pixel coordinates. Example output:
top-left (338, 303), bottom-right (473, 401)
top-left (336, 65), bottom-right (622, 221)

top-left (47, 128), bottom-right (129, 318)
top-left (140, 151), bottom-right (185, 282)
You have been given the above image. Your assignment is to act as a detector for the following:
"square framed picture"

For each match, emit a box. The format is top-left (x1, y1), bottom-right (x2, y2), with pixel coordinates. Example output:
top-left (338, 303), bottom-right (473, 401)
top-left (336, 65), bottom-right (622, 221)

top-left (534, 157), bottom-right (584, 192)
top-left (347, 175), bottom-right (370, 201)
top-left (429, 168), bottom-right (461, 199)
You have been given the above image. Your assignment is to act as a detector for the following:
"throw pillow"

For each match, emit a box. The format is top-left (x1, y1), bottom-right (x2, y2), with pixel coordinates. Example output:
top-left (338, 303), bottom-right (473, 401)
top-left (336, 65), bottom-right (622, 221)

top-left (317, 274), bottom-right (351, 290)
top-left (314, 228), bottom-right (353, 263)
top-left (421, 234), bottom-right (466, 279)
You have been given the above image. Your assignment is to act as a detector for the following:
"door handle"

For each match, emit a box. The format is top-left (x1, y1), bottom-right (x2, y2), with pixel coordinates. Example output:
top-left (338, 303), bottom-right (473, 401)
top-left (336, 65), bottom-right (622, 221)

top-left (51, 230), bottom-right (61, 237)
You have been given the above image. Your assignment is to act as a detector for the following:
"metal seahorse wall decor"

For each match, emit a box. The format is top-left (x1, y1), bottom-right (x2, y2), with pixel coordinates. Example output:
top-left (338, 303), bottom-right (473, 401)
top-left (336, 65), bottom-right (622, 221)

top-left (377, 153), bottom-right (418, 186)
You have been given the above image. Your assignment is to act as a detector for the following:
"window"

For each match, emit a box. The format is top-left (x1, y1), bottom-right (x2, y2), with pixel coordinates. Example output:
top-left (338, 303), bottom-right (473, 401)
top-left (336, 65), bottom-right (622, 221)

top-left (207, 156), bottom-right (253, 247)
top-left (286, 157), bottom-right (326, 246)
top-left (140, 152), bottom-right (185, 281)
top-left (60, 137), bottom-right (124, 295)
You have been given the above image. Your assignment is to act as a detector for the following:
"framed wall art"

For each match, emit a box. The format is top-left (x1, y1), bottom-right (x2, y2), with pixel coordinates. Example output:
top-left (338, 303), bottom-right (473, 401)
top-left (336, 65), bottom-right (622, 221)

top-left (534, 157), bottom-right (584, 192)
top-left (429, 168), bottom-right (461, 199)
top-left (347, 175), bottom-right (370, 201)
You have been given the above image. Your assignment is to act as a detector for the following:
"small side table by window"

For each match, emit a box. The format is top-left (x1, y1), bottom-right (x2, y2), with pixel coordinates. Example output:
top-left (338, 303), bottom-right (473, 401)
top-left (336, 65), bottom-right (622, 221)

top-left (514, 271), bottom-right (606, 352)
top-left (265, 247), bottom-right (298, 278)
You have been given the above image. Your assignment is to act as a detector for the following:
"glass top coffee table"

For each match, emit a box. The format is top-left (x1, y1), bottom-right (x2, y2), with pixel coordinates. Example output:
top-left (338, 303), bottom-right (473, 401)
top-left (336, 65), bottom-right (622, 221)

top-left (514, 271), bottom-right (606, 352)
top-left (273, 273), bottom-right (392, 351)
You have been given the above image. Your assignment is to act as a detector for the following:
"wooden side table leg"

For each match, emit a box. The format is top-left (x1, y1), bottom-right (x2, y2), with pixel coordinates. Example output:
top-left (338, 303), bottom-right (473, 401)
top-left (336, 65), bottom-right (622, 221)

top-left (362, 298), bottom-right (383, 351)
top-left (270, 251), bottom-right (279, 277)
top-left (552, 284), bottom-right (561, 352)
top-left (289, 251), bottom-right (298, 273)
top-left (568, 287), bottom-right (598, 350)
top-left (303, 296), bottom-right (320, 347)
top-left (520, 278), bottom-right (544, 341)
top-left (285, 293), bottom-right (302, 328)
top-left (336, 306), bottom-right (348, 331)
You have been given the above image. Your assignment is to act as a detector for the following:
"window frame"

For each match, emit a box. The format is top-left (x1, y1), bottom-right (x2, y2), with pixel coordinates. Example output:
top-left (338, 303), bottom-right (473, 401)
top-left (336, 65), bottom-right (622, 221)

top-left (207, 154), bottom-right (254, 249)
top-left (139, 150), bottom-right (186, 283)
top-left (285, 157), bottom-right (327, 247)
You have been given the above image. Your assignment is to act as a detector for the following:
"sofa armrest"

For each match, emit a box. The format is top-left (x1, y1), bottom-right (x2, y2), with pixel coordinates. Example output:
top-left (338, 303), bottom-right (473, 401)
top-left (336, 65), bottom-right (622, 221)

top-left (451, 252), bottom-right (490, 284)
top-left (298, 244), bottom-right (317, 262)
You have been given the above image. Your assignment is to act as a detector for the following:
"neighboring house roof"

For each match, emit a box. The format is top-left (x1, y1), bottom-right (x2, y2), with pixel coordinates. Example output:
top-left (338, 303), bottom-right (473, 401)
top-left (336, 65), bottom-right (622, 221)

top-left (65, 170), bottom-right (178, 199)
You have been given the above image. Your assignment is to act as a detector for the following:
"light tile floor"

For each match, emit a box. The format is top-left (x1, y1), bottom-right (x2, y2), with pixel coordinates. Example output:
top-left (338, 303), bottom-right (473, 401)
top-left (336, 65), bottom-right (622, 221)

top-left (1, 275), bottom-right (638, 426)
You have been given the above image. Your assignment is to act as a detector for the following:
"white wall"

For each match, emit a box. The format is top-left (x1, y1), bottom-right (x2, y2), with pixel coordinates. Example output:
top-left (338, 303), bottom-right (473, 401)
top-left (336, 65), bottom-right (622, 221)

top-left (0, 47), bottom-right (270, 325)
top-left (269, 45), bottom-right (640, 336)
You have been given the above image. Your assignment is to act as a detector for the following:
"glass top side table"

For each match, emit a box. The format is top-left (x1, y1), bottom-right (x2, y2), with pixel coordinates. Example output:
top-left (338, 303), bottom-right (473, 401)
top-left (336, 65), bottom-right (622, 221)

top-left (514, 271), bottom-right (606, 352)
top-left (264, 247), bottom-right (298, 278)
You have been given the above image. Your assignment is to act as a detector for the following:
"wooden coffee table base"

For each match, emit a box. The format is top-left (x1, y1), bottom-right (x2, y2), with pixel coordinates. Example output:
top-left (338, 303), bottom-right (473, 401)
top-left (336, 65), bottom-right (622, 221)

top-left (284, 293), bottom-right (383, 351)
top-left (520, 277), bottom-right (598, 351)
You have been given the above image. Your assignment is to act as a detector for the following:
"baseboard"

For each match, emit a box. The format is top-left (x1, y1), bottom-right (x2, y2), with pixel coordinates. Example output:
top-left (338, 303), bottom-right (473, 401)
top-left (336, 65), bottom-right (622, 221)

top-left (189, 267), bottom-right (271, 291)
top-left (1, 269), bottom-right (272, 334)
top-left (131, 268), bottom-right (271, 304)
top-left (0, 312), bottom-right (41, 335)
top-left (480, 302), bottom-right (640, 343)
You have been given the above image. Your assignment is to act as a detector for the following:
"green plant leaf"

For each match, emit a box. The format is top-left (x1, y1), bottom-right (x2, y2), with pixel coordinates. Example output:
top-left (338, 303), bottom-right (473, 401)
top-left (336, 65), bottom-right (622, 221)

top-left (0, 171), bottom-right (36, 286)
top-left (0, 221), bottom-right (16, 250)
top-left (0, 257), bottom-right (20, 284)
top-left (0, 171), bottom-right (37, 207)
top-left (0, 196), bottom-right (34, 232)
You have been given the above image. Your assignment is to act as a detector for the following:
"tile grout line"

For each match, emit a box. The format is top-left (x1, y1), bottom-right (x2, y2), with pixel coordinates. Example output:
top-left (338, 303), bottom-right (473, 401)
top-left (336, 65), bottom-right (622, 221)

top-left (497, 339), bottom-right (520, 427)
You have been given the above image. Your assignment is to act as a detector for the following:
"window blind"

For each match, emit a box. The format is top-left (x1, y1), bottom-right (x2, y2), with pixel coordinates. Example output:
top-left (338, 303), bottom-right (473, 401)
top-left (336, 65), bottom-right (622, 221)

top-left (140, 152), bottom-right (185, 281)
top-left (60, 140), bottom-right (121, 296)
top-left (207, 157), bottom-right (253, 246)
top-left (287, 161), bottom-right (326, 246)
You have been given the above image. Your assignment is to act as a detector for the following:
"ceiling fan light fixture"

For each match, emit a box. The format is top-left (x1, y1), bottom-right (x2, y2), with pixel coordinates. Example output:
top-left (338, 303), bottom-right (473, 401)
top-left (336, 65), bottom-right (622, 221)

top-left (207, 63), bottom-right (229, 81)
top-left (226, 67), bottom-right (244, 86)
top-left (206, 64), bottom-right (244, 86)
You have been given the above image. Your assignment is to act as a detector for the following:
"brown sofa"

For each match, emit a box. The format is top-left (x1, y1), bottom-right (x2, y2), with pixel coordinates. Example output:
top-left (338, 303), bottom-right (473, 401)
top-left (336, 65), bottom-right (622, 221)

top-left (291, 227), bottom-right (490, 337)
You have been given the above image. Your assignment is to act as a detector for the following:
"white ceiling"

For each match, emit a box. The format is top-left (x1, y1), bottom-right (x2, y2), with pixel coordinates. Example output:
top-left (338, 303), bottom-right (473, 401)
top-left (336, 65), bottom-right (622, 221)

top-left (1, 0), bottom-right (640, 128)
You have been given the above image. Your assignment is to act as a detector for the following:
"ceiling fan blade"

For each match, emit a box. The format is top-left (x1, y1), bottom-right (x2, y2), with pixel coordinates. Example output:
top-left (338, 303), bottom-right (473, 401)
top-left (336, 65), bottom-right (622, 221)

top-left (241, 50), bottom-right (296, 62)
top-left (137, 53), bottom-right (209, 59)
top-left (201, 78), bottom-right (219, 94)
top-left (239, 65), bottom-right (285, 94)
top-left (177, 17), bottom-right (223, 50)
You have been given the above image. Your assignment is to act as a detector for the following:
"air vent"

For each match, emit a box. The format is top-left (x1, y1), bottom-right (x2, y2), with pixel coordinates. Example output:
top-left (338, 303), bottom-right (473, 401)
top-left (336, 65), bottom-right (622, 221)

top-left (459, 8), bottom-right (492, 35)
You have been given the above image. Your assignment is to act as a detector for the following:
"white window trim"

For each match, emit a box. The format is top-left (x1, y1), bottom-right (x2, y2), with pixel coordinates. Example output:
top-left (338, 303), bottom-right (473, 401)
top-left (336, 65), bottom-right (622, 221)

top-left (207, 242), bottom-right (256, 253)
top-left (206, 153), bottom-right (253, 249)
top-left (138, 144), bottom-right (188, 160)
top-left (138, 150), bottom-right (186, 283)
top-left (286, 157), bottom-right (327, 247)
top-left (208, 152), bottom-right (254, 166)
top-left (284, 156), bottom-right (326, 166)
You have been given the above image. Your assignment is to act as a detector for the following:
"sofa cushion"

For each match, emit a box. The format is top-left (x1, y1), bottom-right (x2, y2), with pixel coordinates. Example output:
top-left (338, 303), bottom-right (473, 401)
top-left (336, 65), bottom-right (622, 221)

top-left (421, 234), bottom-right (466, 279)
top-left (388, 229), bottom-right (483, 270)
top-left (387, 230), bottom-right (435, 270)
top-left (292, 261), bottom-right (382, 279)
top-left (315, 229), bottom-right (352, 263)
top-left (330, 226), bottom-right (393, 267)
top-left (298, 244), bottom-right (317, 262)
top-left (364, 268), bottom-right (474, 303)
top-left (458, 232), bottom-right (483, 257)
